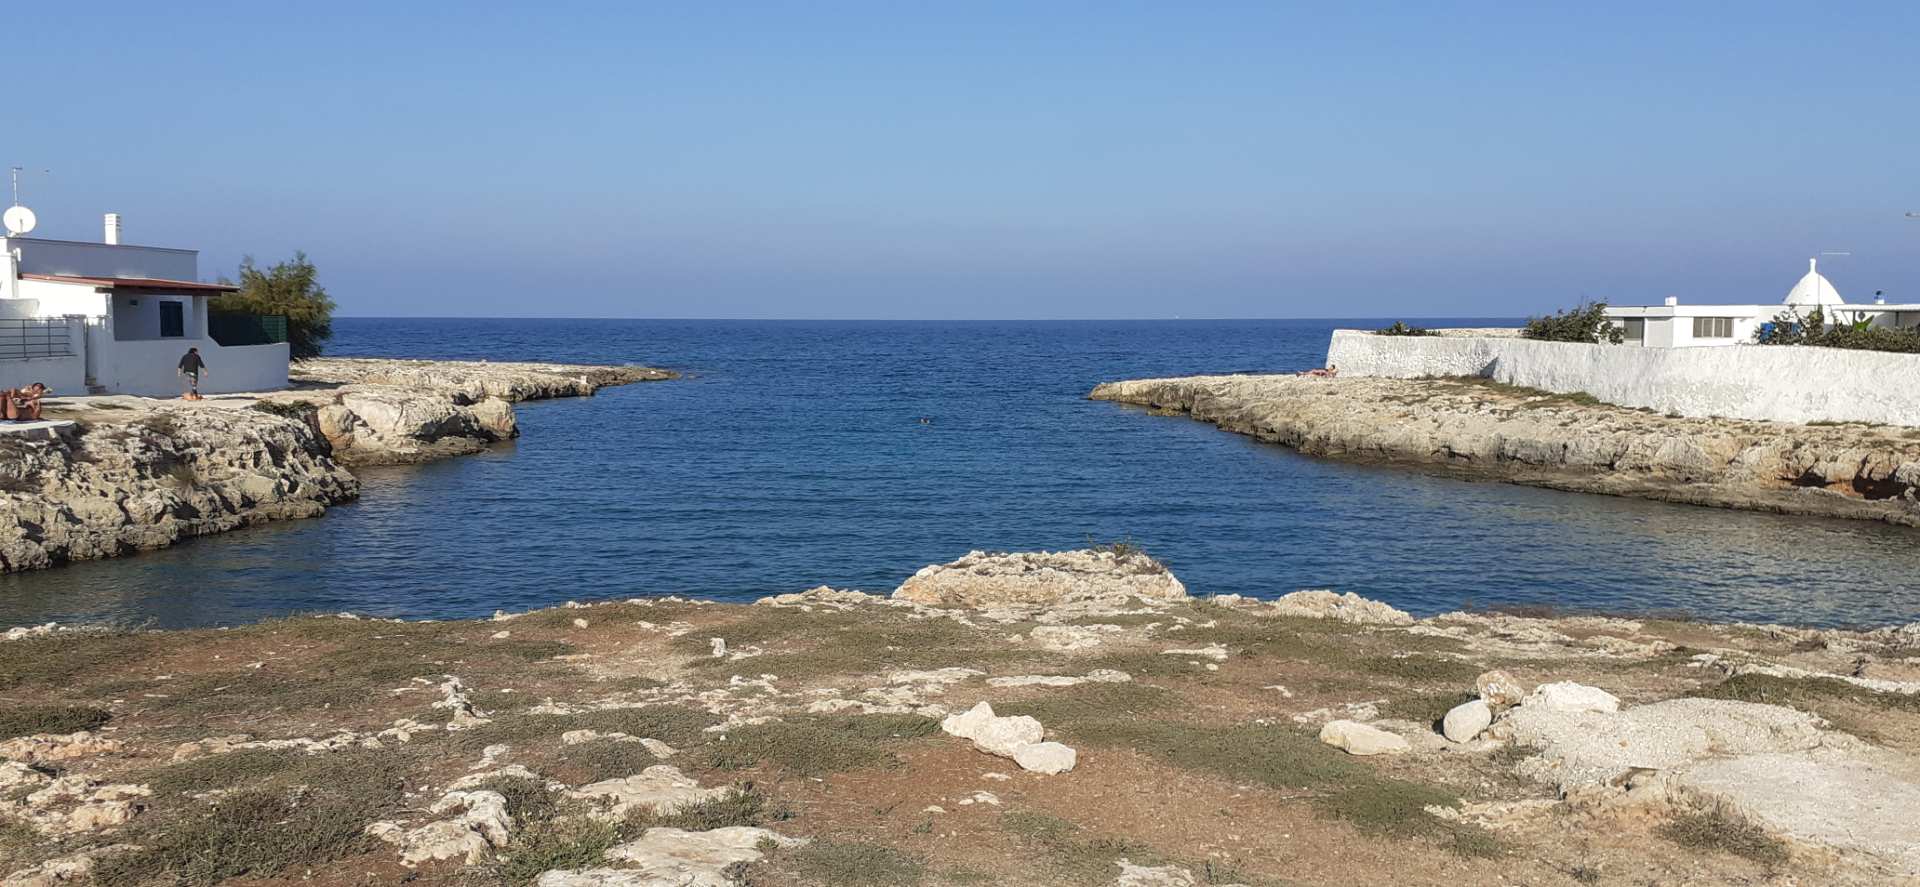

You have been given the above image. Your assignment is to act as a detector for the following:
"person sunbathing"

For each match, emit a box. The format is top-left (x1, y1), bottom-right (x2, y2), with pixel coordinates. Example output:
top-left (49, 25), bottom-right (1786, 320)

top-left (3, 382), bottom-right (49, 421)
top-left (1296, 364), bottom-right (1339, 378)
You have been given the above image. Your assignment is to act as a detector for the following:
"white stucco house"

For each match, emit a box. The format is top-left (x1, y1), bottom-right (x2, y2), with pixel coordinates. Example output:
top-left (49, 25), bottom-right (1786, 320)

top-left (0, 213), bottom-right (289, 397)
top-left (1604, 258), bottom-right (1920, 348)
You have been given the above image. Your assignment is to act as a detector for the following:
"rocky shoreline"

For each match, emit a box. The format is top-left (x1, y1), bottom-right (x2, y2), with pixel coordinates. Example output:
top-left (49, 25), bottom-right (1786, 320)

top-left (1091, 373), bottom-right (1920, 527)
top-left (0, 359), bottom-right (674, 573)
top-left (2, 549), bottom-right (1916, 885)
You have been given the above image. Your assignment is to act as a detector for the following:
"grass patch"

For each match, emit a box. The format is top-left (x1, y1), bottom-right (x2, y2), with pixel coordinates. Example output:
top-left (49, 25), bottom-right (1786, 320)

top-left (1000, 811), bottom-right (1158, 883)
top-left (0, 815), bottom-right (36, 855)
top-left (1658, 799), bottom-right (1788, 868)
top-left (549, 738), bottom-right (669, 784)
top-left (788, 839), bottom-right (926, 886)
top-left (1692, 673), bottom-right (1920, 741)
top-left (1314, 779), bottom-right (1498, 857)
top-left (0, 704), bottom-right (111, 740)
top-left (140, 748), bottom-right (304, 798)
top-left (463, 705), bottom-right (720, 750)
top-left (94, 750), bottom-right (409, 887)
top-left (0, 632), bottom-right (163, 691)
top-left (492, 817), bottom-right (623, 887)
top-left (687, 612), bottom-right (1035, 681)
top-left (1356, 655), bottom-right (1481, 685)
top-left (1376, 691), bottom-right (1477, 728)
top-left (703, 715), bottom-right (939, 777)
top-left (993, 682), bottom-right (1179, 730)
top-left (628, 785), bottom-right (791, 831)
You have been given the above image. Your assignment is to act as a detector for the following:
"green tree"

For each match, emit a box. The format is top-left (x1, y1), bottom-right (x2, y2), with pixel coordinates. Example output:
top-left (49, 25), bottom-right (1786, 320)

top-left (212, 252), bottom-right (335, 360)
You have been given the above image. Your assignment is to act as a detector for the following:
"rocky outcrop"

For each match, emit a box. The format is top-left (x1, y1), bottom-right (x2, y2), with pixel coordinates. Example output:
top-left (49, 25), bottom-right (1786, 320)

top-left (1091, 374), bottom-right (1920, 526)
top-left (292, 358), bottom-right (674, 402)
top-left (892, 548), bottom-right (1188, 608)
top-left (0, 408), bottom-right (357, 572)
top-left (1, 358), bottom-right (673, 573)
top-left (274, 358), bottom-right (674, 465)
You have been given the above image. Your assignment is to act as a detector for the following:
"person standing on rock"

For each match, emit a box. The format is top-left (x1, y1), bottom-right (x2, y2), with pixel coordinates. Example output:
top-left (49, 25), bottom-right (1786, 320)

top-left (177, 347), bottom-right (208, 400)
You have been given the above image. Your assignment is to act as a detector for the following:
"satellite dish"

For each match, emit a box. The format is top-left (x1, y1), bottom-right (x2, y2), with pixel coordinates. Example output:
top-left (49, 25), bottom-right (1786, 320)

top-left (3, 205), bottom-right (35, 236)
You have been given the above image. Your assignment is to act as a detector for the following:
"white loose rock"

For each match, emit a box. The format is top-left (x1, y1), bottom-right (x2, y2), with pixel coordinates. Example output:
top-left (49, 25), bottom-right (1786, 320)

top-left (1012, 741), bottom-right (1078, 774)
top-left (1474, 669), bottom-right (1528, 709)
top-left (1525, 681), bottom-right (1620, 714)
top-left (1442, 699), bottom-right (1493, 743)
top-left (941, 702), bottom-right (1044, 757)
top-left (1270, 590), bottom-right (1413, 626)
top-left (1318, 720), bottom-right (1411, 756)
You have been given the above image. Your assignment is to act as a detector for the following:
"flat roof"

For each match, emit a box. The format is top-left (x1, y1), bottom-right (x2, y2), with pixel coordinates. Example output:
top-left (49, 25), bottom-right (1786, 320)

top-left (21, 273), bottom-right (237, 294)
top-left (0, 236), bottom-right (197, 255)
top-left (1606, 304), bottom-right (1920, 317)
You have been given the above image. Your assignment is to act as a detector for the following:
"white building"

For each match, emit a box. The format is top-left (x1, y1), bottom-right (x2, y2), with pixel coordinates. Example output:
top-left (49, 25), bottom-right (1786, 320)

top-left (0, 213), bottom-right (290, 396)
top-left (1604, 258), bottom-right (1920, 348)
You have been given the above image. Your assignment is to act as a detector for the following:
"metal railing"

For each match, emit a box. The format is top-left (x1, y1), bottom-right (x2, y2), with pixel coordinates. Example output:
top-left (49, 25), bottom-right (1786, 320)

top-left (0, 317), bottom-right (74, 360)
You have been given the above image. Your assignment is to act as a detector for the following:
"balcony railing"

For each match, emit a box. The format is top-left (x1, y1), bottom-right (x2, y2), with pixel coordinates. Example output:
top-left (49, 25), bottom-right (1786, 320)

top-left (0, 317), bottom-right (75, 360)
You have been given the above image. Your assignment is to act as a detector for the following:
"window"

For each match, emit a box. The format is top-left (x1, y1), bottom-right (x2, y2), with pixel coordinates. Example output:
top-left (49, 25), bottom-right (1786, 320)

top-left (1621, 318), bottom-right (1645, 342)
top-left (159, 301), bottom-right (185, 338)
top-left (1692, 316), bottom-right (1733, 339)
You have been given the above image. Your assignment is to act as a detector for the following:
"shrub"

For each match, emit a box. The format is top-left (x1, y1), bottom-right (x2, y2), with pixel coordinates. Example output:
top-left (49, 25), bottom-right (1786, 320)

top-left (1755, 306), bottom-right (1920, 353)
top-left (1376, 321), bottom-right (1435, 336)
top-left (0, 704), bottom-right (111, 740)
top-left (212, 252), bottom-right (334, 361)
top-left (1521, 302), bottom-right (1623, 344)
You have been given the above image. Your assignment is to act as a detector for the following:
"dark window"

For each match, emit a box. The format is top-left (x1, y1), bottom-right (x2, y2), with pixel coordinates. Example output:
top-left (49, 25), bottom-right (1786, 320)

top-left (1622, 318), bottom-right (1645, 341)
top-left (159, 301), bottom-right (185, 338)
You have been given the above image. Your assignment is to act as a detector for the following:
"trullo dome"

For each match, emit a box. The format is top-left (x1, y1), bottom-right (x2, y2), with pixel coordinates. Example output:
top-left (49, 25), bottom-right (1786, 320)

top-left (1783, 257), bottom-right (1843, 309)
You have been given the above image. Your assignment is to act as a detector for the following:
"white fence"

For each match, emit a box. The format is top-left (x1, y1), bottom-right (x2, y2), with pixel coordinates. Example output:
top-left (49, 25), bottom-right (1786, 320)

top-left (1325, 329), bottom-right (1920, 426)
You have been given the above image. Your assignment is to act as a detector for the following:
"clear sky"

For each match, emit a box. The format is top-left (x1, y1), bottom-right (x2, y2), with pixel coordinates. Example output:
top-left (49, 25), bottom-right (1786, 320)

top-left (11, 2), bottom-right (1919, 319)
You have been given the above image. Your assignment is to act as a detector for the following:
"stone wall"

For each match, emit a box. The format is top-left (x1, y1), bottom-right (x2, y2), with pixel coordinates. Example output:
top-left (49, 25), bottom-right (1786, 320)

top-left (1325, 329), bottom-right (1920, 426)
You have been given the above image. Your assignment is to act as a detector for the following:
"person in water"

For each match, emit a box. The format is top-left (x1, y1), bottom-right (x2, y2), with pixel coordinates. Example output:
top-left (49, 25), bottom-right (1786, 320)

top-left (2, 382), bottom-right (49, 420)
top-left (178, 347), bottom-right (208, 400)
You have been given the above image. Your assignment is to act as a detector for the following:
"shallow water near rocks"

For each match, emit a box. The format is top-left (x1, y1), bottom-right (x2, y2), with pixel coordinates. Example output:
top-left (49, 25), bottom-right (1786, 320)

top-left (3, 318), bottom-right (1919, 630)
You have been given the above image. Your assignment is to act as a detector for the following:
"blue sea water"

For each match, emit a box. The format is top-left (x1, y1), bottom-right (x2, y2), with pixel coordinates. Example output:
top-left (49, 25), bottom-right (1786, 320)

top-left (3, 318), bottom-right (1918, 630)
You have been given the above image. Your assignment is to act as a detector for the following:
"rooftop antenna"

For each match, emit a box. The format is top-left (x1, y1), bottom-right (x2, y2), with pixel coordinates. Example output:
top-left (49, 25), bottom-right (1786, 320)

top-left (4, 166), bottom-right (45, 236)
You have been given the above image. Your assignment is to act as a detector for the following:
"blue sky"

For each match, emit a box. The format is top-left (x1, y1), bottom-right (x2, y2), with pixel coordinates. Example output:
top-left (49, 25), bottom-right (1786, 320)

top-left (12, 3), bottom-right (1919, 318)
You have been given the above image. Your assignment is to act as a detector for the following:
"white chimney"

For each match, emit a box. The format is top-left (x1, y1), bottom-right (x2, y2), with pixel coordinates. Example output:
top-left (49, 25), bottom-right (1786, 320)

top-left (104, 213), bottom-right (121, 245)
top-left (1663, 296), bottom-right (1679, 306)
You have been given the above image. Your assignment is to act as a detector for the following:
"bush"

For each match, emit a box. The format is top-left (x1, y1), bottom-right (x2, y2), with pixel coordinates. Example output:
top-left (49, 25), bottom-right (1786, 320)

top-left (1755, 306), bottom-right (1920, 353)
top-left (1521, 302), bottom-right (1623, 344)
top-left (1376, 321), bottom-right (1435, 337)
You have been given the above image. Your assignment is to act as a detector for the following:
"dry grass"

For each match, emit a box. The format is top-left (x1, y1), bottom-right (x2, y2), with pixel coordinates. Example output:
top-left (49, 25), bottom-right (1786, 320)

top-left (703, 714), bottom-right (940, 777)
top-left (0, 703), bottom-right (111, 740)
top-left (1658, 799), bottom-right (1789, 868)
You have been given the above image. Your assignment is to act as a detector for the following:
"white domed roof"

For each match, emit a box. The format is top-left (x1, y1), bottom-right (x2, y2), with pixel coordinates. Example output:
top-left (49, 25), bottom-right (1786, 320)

top-left (1784, 257), bottom-right (1843, 308)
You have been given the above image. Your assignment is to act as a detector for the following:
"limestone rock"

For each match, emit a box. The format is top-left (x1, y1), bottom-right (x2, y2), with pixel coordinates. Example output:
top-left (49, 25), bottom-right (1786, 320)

top-left (1013, 741), bottom-right (1078, 774)
top-left (538, 827), bottom-right (805, 887)
top-left (1112, 858), bottom-right (1251, 887)
top-left (1442, 699), bottom-right (1493, 743)
top-left (940, 702), bottom-right (1078, 773)
top-left (371, 789), bottom-right (514, 866)
top-left (1270, 590), bottom-right (1414, 626)
top-left (0, 731), bottom-right (122, 765)
top-left (1089, 373), bottom-right (1920, 529)
top-left (941, 702), bottom-right (1044, 757)
top-left (892, 549), bottom-right (1187, 608)
top-left (1525, 681), bottom-right (1620, 714)
top-left (1318, 720), bottom-right (1411, 756)
top-left (570, 766), bottom-right (731, 821)
top-left (1474, 669), bottom-right (1528, 709)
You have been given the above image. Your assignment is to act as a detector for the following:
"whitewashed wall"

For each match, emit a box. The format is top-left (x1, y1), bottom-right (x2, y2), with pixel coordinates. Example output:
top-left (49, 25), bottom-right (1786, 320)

top-left (4, 237), bottom-right (198, 280)
top-left (1326, 329), bottom-right (1920, 426)
top-left (92, 339), bottom-right (289, 398)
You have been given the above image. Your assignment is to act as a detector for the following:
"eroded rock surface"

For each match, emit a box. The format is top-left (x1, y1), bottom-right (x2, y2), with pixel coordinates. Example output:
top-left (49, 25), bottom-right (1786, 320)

top-left (536, 827), bottom-right (806, 887)
top-left (1091, 374), bottom-right (1920, 526)
top-left (893, 548), bottom-right (1188, 608)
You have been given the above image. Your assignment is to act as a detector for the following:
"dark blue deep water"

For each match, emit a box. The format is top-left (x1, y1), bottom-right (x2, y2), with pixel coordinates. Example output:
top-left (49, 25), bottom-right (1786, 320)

top-left (4, 318), bottom-right (1919, 630)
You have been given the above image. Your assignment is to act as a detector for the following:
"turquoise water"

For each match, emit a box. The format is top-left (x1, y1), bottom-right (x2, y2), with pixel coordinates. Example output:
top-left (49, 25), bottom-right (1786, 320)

top-left (2, 318), bottom-right (1917, 629)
